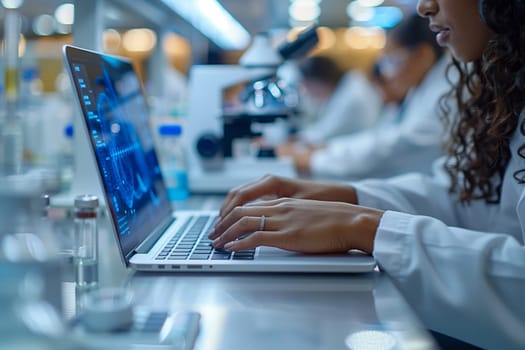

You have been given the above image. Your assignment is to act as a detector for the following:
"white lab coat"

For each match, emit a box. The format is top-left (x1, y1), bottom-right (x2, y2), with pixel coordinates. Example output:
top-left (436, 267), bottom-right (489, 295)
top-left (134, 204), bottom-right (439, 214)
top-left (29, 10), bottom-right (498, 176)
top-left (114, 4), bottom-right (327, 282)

top-left (354, 108), bottom-right (525, 349)
top-left (298, 71), bottom-right (382, 145)
top-left (311, 56), bottom-right (452, 179)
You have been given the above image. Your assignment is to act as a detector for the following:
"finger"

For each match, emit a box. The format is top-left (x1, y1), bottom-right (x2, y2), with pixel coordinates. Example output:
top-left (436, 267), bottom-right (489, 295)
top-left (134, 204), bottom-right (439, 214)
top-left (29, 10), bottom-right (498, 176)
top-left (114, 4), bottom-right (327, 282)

top-left (224, 232), bottom-right (272, 251)
top-left (219, 177), bottom-right (267, 217)
top-left (210, 202), bottom-right (279, 239)
top-left (210, 205), bottom-right (252, 239)
top-left (212, 216), bottom-right (261, 248)
top-left (212, 198), bottom-right (293, 239)
top-left (244, 197), bottom-right (288, 207)
top-left (219, 175), bottom-right (279, 218)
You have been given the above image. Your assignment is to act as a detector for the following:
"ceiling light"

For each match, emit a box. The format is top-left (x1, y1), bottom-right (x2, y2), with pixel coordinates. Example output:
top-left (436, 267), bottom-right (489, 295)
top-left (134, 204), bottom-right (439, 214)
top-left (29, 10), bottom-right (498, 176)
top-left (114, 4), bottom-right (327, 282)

top-left (163, 32), bottom-right (191, 58)
top-left (361, 6), bottom-right (403, 28)
top-left (289, 1), bottom-right (321, 22)
top-left (160, 0), bottom-right (250, 50)
top-left (122, 28), bottom-right (157, 53)
top-left (347, 2), bottom-right (374, 22)
top-left (357, 0), bottom-right (385, 7)
top-left (344, 26), bottom-right (386, 50)
top-left (315, 26), bottom-right (336, 51)
top-left (103, 29), bottom-right (121, 53)
top-left (54, 3), bottom-right (74, 25)
top-left (1, 0), bottom-right (24, 9)
top-left (33, 14), bottom-right (55, 36)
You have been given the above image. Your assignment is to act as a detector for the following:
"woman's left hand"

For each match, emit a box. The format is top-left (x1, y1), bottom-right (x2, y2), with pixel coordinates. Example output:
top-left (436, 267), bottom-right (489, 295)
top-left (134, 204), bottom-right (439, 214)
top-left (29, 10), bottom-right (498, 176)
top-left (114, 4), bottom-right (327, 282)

top-left (209, 198), bottom-right (384, 255)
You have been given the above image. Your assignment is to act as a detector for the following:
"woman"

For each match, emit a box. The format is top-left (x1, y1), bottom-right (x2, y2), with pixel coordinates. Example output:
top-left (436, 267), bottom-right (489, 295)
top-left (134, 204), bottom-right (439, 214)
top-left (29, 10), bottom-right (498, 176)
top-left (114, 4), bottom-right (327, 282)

top-left (209, 0), bottom-right (525, 349)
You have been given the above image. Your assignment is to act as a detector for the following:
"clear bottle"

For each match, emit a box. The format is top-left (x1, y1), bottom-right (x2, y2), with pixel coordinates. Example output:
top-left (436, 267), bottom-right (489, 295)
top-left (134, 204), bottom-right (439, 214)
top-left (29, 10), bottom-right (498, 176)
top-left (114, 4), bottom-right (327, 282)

top-left (73, 194), bottom-right (99, 298)
top-left (19, 66), bottom-right (44, 166)
top-left (1, 8), bottom-right (23, 175)
top-left (158, 123), bottom-right (189, 200)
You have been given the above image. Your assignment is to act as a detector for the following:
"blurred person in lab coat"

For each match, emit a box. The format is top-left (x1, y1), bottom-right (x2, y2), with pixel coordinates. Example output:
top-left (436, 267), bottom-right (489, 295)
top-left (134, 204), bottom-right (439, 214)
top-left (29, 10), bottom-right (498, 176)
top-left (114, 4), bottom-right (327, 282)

top-left (209, 0), bottom-right (525, 349)
top-left (293, 55), bottom-right (382, 145)
top-left (278, 14), bottom-right (450, 179)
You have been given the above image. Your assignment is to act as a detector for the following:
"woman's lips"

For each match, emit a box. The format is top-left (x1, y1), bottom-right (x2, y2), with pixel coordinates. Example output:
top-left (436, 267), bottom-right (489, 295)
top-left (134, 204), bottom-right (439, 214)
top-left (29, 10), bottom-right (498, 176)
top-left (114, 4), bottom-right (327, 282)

top-left (430, 24), bottom-right (451, 47)
top-left (436, 29), bottom-right (450, 46)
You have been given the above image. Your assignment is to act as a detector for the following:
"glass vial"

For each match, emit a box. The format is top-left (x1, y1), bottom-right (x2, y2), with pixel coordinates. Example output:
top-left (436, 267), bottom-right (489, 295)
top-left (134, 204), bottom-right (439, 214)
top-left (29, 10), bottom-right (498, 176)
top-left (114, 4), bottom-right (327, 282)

top-left (73, 195), bottom-right (99, 295)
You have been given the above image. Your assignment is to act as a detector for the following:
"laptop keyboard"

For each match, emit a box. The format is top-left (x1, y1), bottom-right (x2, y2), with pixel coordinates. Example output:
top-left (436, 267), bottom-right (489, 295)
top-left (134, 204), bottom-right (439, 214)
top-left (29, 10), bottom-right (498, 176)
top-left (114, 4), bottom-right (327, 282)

top-left (155, 215), bottom-right (255, 261)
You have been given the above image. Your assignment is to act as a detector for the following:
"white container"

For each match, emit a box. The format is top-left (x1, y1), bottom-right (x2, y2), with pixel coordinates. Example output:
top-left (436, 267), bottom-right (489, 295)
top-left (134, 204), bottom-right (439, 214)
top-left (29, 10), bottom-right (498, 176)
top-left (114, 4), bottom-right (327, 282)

top-left (158, 123), bottom-right (189, 200)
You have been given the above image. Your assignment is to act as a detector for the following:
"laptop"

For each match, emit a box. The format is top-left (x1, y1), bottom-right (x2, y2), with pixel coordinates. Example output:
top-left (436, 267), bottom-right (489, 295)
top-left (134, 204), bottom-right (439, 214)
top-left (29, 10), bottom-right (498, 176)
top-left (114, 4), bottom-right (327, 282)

top-left (63, 45), bottom-right (376, 273)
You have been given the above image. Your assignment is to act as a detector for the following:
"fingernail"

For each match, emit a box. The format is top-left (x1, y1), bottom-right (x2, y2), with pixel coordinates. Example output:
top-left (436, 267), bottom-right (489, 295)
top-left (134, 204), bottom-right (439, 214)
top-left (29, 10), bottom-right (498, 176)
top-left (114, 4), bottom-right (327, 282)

top-left (207, 231), bottom-right (215, 239)
top-left (224, 242), bottom-right (235, 250)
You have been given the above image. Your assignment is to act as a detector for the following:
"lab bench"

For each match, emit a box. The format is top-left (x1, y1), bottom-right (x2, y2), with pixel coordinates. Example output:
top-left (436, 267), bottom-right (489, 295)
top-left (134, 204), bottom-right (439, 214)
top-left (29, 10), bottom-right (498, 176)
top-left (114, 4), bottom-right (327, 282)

top-left (52, 194), bottom-right (438, 350)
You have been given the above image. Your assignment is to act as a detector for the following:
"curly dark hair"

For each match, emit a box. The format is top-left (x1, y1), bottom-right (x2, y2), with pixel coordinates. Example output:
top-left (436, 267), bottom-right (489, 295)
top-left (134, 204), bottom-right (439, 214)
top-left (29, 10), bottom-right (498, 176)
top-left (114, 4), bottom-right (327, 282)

top-left (439, 0), bottom-right (525, 203)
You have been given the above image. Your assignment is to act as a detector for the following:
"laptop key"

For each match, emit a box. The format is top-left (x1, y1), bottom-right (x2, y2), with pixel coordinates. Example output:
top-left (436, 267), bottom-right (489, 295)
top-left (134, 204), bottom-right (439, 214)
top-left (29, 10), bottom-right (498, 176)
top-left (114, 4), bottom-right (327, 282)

top-left (168, 255), bottom-right (189, 260)
top-left (232, 250), bottom-right (255, 260)
top-left (235, 251), bottom-right (255, 255)
top-left (189, 254), bottom-right (210, 260)
top-left (213, 247), bottom-right (230, 253)
top-left (157, 215), bottom-right (218, 261)
top-left (234, 251), bottom-right (254, 256)
top-left (232, 255), bottom-right (255, 260)
top-left (211, 255), bottom-right (231, 260)
top-left (194, 248), bottom-right (212, 254)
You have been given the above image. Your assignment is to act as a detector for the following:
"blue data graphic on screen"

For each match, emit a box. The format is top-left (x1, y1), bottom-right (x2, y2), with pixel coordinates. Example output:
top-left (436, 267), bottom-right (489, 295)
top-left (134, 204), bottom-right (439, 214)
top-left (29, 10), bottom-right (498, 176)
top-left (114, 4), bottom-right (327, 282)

top-left (69, 52), bottom-right (172, 256)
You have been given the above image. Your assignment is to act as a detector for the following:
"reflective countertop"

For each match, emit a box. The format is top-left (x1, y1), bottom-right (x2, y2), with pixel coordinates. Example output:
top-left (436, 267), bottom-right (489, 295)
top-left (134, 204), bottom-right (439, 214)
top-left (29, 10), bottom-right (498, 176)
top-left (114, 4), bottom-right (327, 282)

top-left (54, 195), bottom-right (438, 350)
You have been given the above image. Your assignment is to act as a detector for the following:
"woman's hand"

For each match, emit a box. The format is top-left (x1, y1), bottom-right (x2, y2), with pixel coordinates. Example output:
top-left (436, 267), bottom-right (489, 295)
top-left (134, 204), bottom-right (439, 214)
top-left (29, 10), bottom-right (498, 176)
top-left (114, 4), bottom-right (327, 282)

top-left (209, 197), bottom-right (383, 255)
top-left (218, 175), bottom-right (358, 220)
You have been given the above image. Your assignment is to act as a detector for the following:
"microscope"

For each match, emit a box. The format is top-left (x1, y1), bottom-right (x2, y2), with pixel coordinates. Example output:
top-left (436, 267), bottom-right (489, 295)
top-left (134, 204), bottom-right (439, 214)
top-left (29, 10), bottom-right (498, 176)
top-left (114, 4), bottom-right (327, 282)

top-left (186, 26), bottom-right (319, 193)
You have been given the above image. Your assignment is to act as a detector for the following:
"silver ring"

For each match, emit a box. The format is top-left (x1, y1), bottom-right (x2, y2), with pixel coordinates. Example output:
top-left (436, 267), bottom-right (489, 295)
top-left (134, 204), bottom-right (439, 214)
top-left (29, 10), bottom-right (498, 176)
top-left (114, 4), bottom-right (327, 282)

top-left (259, 215), bottom-right (266, 231)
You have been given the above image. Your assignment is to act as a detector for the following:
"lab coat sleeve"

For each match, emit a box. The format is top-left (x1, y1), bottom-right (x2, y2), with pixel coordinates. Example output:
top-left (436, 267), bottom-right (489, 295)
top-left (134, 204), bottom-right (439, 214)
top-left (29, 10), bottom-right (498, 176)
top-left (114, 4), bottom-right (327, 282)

top-left (374, 210), bottom-right (525, 349)
top-left (354, 141), bottom-right (524, 233)
top-left (353, 166), bottom-right (459, 225)
top-left (353, 167), bottom-right (520, 234)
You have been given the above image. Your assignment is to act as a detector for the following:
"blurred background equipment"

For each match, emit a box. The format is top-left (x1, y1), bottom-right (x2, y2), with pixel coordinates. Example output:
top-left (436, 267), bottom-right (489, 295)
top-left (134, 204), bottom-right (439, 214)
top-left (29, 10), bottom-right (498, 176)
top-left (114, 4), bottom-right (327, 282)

top-left (0, 171), bottom-right (77, 349)
top-left (185, 26), bottom-right (319, 193)
top-left (0, 0), bottom-right (417, 197)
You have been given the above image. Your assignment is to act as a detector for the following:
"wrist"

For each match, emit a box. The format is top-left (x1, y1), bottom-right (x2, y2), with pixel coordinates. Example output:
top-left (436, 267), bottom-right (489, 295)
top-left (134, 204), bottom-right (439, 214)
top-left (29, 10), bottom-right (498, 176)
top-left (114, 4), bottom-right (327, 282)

top-left (351, 208), bottom-right (383, 254)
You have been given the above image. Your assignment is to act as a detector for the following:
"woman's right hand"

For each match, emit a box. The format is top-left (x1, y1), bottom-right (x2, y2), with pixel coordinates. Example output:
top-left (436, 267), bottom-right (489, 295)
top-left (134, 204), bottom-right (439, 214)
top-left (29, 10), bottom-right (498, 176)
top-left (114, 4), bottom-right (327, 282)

top-left (218, 175), bottom-right (358, 219)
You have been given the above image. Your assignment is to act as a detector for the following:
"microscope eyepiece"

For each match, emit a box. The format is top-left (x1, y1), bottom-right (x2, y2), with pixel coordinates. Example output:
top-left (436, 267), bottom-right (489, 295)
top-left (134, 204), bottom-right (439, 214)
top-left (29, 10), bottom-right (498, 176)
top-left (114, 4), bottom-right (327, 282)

top-left (278, 26), bottom-right (319, 61)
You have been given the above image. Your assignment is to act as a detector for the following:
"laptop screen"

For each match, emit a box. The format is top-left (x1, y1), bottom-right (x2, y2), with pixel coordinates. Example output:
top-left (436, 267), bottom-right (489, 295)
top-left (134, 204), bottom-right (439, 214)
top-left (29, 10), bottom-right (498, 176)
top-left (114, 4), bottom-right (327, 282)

top-left (64, 45), bottom-right (173, 258)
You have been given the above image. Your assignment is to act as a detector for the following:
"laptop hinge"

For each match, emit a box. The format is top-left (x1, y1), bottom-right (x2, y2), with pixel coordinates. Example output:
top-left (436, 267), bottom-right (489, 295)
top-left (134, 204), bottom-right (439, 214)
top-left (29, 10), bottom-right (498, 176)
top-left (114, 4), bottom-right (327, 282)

top-left (133, 216), bottom-right (175, 256)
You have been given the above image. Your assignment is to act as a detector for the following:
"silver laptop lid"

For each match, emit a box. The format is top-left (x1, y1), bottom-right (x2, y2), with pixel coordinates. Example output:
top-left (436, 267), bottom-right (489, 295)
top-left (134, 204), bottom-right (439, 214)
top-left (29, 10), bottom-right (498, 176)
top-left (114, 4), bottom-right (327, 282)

top-left (63, 45), bottom-right (174, 264)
